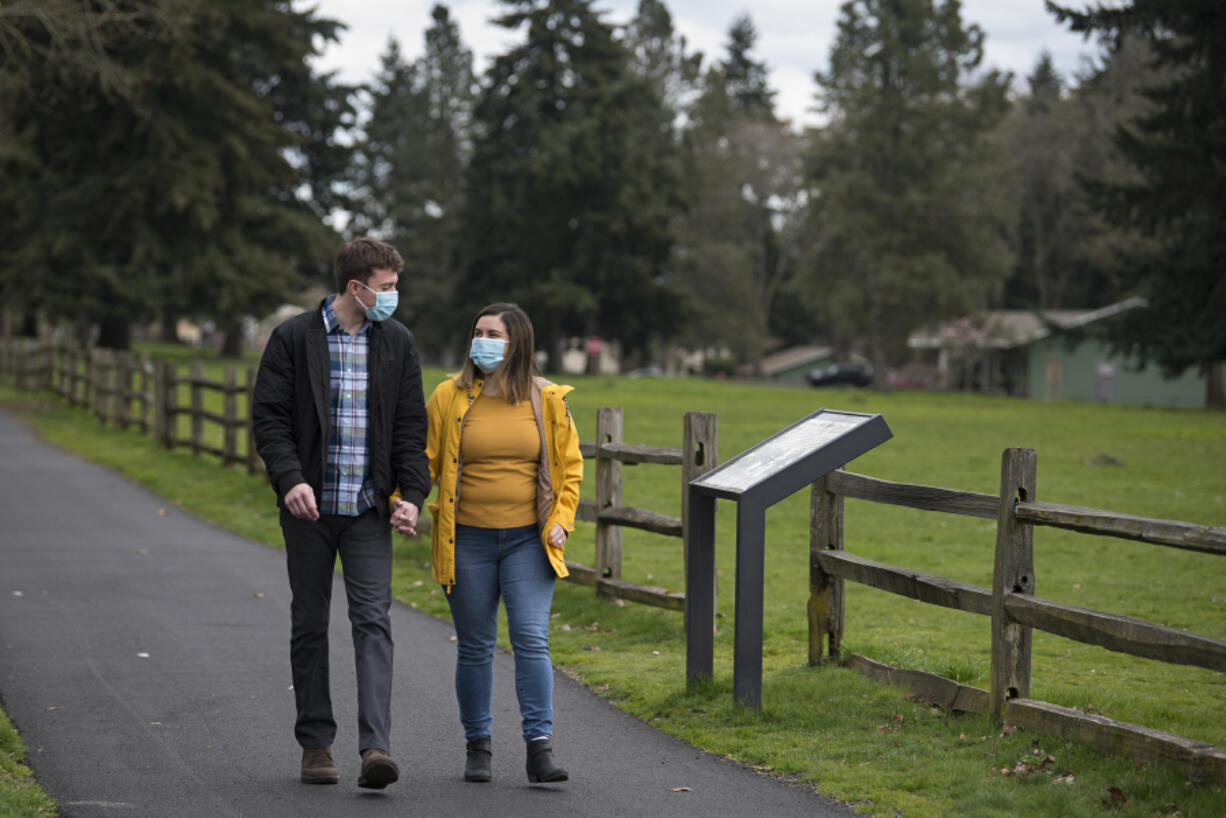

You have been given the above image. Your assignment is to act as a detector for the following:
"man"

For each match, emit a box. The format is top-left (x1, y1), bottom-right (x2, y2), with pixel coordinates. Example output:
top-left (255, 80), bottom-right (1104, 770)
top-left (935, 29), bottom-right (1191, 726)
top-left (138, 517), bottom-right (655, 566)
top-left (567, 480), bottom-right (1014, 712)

top-left (252, 237), bottom-right (430, 789)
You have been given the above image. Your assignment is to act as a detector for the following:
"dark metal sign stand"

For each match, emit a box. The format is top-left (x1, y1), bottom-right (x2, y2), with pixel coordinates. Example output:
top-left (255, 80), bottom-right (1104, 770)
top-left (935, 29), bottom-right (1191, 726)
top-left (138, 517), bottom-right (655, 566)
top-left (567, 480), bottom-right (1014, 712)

top-left (685, 408), bottom-right (893, 708)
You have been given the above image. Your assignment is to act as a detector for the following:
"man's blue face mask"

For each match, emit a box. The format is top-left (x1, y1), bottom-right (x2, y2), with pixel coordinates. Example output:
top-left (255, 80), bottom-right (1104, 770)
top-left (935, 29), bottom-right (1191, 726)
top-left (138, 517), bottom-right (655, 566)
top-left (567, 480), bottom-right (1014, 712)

top-left (354, 281), bottom-right (398, 322)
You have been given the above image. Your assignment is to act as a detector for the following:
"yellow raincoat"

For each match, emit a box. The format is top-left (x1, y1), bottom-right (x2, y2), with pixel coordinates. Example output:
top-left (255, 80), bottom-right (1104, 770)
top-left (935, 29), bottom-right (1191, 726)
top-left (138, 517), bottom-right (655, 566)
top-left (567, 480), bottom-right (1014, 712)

top-left (422, 375), bottom-right (583, 590)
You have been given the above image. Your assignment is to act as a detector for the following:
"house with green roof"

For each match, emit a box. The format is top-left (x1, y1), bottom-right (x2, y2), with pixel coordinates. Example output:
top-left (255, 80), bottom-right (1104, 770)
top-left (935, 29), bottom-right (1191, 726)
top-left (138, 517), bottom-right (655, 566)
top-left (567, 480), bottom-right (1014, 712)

top-left (907, 297), bottom-right (1207, 409)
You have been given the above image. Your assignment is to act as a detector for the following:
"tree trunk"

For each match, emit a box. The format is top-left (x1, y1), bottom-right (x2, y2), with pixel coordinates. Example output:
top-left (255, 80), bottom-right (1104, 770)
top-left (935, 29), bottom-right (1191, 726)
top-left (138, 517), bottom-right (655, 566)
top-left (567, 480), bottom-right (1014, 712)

top-left (1206, 360), bottom-right (1224, 410)
top-left (160, 314), bottom-right (178, 343)
top-left (1031, 212), bottom-right (1048, 310)
top-left (74, 318), bottom-right (92, 349)
top-left (867, 277), bottom-right (889, 392)
top-left (219, 317), bottom-right (243, 358)
top-left (96, 316), bottom-right (130, 351)
top-left (19, 309), bottom-right (38, 338)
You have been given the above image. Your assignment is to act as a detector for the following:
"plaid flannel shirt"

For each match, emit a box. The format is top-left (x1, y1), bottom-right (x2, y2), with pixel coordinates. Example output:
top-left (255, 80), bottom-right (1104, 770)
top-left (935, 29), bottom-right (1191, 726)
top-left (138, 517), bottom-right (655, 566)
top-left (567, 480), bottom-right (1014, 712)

top-left (320, 295), bottom-right (376, 516)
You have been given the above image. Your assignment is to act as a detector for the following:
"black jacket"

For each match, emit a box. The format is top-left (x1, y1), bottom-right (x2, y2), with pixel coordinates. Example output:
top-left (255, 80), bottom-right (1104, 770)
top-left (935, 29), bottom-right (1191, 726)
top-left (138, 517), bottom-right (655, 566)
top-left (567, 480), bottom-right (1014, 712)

top-left (251, 301), bottom-right (430, 516)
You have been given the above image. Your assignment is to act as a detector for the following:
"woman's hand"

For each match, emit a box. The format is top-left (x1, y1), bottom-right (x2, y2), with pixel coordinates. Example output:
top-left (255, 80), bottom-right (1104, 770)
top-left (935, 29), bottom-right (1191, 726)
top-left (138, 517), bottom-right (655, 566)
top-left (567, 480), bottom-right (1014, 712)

top-left (547, 523), bottom-right (567, 548)
top-left (391, 499), bottom-right (419, 535)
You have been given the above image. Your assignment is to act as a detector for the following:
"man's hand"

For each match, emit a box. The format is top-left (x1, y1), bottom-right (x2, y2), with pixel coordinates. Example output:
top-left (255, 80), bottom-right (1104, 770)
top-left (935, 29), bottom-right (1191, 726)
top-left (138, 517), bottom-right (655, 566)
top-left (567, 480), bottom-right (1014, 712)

top-left (391, 499), bottom-right (419, 535)
top-left (285, 483), bottom-right (319, 521)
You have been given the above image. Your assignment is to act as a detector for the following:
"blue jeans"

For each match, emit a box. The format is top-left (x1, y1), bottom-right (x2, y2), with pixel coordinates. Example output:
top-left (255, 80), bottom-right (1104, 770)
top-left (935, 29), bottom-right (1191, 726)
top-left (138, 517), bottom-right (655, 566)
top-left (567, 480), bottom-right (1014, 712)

top-left (446, 523), bottom-right (556, 742)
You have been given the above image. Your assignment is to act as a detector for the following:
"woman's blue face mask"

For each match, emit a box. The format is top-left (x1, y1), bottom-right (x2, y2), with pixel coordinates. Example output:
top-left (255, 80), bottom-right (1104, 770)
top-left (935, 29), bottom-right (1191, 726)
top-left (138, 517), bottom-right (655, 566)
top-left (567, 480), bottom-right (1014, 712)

top-left (469, 337), bottom-right (506, 373)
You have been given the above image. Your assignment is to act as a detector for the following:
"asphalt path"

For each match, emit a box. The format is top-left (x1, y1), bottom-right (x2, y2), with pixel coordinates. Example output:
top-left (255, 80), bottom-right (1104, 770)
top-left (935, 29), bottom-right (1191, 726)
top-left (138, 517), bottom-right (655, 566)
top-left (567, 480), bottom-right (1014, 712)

top-left (0, 407), bottom-right (853, 817)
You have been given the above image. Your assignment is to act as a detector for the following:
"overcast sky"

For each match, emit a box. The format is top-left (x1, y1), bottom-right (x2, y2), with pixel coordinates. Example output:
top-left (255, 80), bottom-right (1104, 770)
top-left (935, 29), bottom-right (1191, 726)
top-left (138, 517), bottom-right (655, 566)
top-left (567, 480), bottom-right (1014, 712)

top-left (307, 0), bottom-right (1101, 127)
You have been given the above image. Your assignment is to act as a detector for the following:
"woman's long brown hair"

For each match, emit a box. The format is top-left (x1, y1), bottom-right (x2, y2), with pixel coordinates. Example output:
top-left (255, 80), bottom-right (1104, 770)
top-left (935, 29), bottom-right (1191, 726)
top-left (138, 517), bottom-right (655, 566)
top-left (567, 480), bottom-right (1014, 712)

top-left (454, 302), bottom-right (537, 403)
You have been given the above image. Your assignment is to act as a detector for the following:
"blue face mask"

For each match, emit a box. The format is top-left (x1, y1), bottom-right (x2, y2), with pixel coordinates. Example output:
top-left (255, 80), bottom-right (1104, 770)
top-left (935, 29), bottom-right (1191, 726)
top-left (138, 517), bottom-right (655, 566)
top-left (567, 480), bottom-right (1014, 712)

top-left (469, 337), bottom-right (506, 373)
top-left (354, 281), bottom-right (398, 322)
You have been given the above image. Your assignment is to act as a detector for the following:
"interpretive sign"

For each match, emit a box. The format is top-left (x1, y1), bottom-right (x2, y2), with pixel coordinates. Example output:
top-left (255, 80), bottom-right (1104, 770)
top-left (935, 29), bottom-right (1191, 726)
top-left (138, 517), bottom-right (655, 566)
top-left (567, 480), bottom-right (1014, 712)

top-left (685, 408), bottom-right (892, 707)
top-left (693, 410), bottom-right (890, 499)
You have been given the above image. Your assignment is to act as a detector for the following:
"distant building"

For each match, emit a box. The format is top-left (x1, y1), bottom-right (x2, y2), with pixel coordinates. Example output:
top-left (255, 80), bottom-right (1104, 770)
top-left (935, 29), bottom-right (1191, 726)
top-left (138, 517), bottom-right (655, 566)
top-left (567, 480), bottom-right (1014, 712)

top-left (759, 345), bottom-right (834, 383)
top-left (907, 297), bottom-right (1207, 408)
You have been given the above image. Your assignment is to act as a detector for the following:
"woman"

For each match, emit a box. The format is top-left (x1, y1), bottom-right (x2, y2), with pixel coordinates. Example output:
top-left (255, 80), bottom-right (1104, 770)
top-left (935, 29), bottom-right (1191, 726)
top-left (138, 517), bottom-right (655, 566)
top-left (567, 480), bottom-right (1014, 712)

top-left (414, 302), bottom-right (582, 784)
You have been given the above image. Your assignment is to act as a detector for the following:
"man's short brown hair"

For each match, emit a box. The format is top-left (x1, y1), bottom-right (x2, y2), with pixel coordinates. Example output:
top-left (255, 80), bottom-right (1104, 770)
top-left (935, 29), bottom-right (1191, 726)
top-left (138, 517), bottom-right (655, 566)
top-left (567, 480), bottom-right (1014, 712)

top-left (334, 237), bottom-right (404, 292)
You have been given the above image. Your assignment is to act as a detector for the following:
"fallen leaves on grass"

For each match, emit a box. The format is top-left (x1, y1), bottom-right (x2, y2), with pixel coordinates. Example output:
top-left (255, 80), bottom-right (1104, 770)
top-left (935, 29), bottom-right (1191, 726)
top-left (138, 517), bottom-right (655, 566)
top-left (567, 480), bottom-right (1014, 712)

top-left (998, 755), bottom-right (1057, 776)
top-left (1103, 786), bottom-right (1133, 811)
top-left (877, 714), bottom-right (904, 733)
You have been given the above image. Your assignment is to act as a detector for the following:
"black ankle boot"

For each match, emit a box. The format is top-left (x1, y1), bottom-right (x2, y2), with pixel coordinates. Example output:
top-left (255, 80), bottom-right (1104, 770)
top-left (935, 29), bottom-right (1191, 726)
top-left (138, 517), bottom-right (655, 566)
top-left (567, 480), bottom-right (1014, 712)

top-left (525, 738), bottom-right (568, 783)
top-left (465, 737), bottom-right (492, 782)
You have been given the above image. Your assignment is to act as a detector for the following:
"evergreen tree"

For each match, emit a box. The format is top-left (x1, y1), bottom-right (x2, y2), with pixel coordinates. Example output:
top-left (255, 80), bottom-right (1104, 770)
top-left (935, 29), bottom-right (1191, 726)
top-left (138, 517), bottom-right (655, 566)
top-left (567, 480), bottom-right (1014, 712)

top-left (998, 51), bottom-right (1086, 310)
top-left (356, 5), bottom-right (475, 359)
top-left (721, 14), bottom-right (776, 120)
top-left (804, 0), bottom-right (1013, 380)
top-left (672, 14), bottom-right (802, 370)
top-left (1, 0), bottom-right (346, 351)
top-left (1062, 35), bottom-right (1156, 305)
top-left (623, 0), bottom-right (703, 116)
top-left (1047, 0), bottom-right (1225, 406)
top-left (459, 0), bottom-right (681, 368)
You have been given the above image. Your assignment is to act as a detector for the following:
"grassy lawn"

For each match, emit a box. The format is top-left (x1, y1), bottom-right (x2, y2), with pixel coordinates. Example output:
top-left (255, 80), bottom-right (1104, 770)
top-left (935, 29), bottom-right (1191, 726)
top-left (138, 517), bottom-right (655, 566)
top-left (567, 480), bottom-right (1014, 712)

top-left (2, 357), bottom-right (1225, 816)
top-left (0, 708), bottom-right (56, 817)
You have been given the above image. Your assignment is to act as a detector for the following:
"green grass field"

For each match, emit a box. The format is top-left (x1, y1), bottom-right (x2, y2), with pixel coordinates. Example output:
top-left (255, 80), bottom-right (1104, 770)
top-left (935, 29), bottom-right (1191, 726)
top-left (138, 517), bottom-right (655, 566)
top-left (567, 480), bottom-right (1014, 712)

top-left (3, 358), bottom-right (1225, 816)
top-left (0, 709), bottom-right (56, 817)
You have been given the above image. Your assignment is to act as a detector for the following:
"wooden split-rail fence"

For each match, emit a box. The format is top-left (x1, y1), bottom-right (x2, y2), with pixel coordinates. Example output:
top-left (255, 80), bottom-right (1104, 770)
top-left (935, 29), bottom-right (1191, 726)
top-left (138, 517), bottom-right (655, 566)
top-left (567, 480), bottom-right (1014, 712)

top-left (2, 340), bottom-right (260, 472)
top-left (1, 340), bottom-right (722, 607)
top-left (5, 339), bottom-right (1224, 780)
top-left (567, 407), bottom-right (717, 610)
top-left (809, 449), bottom-right (1226, 783)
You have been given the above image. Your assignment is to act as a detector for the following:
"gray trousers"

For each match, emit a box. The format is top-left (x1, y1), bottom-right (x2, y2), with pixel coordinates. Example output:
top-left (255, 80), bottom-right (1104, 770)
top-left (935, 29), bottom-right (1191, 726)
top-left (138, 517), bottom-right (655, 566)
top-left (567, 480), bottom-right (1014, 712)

top-left (280, 507), bottom-right (393, 754)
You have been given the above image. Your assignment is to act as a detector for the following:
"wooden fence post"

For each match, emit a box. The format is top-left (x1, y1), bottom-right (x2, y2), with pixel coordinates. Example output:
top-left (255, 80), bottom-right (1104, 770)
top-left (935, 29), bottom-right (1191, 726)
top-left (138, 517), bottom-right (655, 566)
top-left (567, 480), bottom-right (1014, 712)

top-left (682, 411), bottom-right (718, 625)
top-left (75, 346), bottom-right (87, 407)
top-left (594, 407), bottom-right (623, 589)
top-left (991, 447), bottom-right (1037, 721)
top-left (58, 344), bottom-right (67, 400)
top-left (51, 342), bottom-right (64, 397)
top-left (64, 346), bottom-right (76, 404)
top-left (189, 361), bottom-right (204, 456)
top-left (84, 349), bottom-right (95, 416)
top-left (245, 365), bottom-right (260, 475)
top-left (115, 351), bottom-right (131, 429)
top-left (93, 349), bottom-right (109, 423)
top-left (809, 474), bottom-right (846, 665)
top-left (37, 341), bottom-right (53, 391)
top-left (138, 351), bottom-right (152, 432)
top-left (223, 366), bottom-right (238, 466)
top-left (154, 360), bottom-right (174, 449)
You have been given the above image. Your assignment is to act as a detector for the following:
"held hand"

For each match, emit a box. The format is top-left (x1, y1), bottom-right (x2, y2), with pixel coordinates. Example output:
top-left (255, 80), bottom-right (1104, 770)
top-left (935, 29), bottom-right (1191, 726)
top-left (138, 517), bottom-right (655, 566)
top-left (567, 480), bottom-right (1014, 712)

top-left (391, 499), bottom-right (419, 535)
top-left (547, 523), bottom-right (567, 548)
top-left (285, 483), bottom-right (319, 521)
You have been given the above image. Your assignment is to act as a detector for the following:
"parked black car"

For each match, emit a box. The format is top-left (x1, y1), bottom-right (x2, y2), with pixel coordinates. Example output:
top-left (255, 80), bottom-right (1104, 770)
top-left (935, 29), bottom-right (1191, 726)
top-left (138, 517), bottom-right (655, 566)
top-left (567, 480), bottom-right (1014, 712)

top-left (806, 363), bottom-right (873, 387)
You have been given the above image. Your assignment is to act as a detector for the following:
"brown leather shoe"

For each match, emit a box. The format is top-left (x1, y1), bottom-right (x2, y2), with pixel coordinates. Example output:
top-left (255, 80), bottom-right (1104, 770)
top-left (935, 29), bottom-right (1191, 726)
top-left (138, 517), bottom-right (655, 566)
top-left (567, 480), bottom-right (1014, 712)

top-left (358, 748), bottom-right (400, 790)
top-left (300, 746), bottom-right (339, 784)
